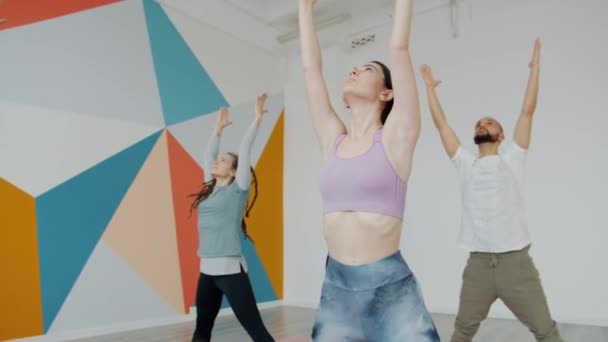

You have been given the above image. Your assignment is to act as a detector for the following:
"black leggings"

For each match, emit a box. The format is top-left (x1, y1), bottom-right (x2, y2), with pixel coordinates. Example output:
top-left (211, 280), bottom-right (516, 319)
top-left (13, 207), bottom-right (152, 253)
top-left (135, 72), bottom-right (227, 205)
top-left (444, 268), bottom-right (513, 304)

top-left (192, 269), bottom-right (274, 342)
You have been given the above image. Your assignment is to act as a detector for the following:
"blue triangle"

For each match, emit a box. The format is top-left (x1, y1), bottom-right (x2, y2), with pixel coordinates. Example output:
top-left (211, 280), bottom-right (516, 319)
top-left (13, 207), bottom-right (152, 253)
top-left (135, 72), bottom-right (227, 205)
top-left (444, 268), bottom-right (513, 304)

top-left (218, 234), bottom-right (278, 309)
top-left (35, 130), bottom-right (162, 332)
top-left (243, 235), bottom-right (278, 302)
top-left (143, 0), bottom-right (229, 126)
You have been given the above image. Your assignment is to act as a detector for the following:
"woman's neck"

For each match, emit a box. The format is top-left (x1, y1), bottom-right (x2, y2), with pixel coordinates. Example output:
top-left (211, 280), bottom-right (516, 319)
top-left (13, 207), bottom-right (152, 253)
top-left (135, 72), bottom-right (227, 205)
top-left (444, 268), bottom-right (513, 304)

top-left (347, 103), bottom-right (382, 138)
top-left (215, 177), bottom-right (233, 187)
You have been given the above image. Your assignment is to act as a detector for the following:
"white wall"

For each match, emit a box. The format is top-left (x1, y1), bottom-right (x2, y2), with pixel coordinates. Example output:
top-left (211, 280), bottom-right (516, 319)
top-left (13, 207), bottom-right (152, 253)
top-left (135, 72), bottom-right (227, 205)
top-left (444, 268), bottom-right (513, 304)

top-left (284, 0), bottom-right (608, 326)
top-left (284, 46), bottom-right (348, 306)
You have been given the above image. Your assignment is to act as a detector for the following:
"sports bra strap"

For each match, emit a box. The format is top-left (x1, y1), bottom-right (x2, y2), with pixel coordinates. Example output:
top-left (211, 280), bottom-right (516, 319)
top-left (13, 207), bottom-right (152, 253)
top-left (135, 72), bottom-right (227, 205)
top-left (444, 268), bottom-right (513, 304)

top-left (332, 134), bottom-right (347, 153)
top-left (373, 128), bottom-right (383, 142)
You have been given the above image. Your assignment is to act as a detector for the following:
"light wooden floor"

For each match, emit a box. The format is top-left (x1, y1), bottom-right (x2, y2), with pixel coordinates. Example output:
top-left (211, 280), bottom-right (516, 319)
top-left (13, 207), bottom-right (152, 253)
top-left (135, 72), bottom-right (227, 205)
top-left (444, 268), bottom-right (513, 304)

top-left (68, 306), bottom-right (607, 342)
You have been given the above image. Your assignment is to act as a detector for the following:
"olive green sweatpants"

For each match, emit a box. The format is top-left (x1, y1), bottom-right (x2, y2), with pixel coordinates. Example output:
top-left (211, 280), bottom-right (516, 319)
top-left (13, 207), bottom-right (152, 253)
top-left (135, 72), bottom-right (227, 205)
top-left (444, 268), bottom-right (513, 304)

top-left (451, 245), bottom-right (563, 342)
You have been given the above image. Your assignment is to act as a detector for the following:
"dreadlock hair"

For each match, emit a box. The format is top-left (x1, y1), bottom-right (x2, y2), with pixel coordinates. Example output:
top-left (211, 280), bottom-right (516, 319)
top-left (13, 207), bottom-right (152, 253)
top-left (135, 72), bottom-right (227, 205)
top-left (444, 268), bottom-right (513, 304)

top-left (188, 152), bottom-right (258, 242)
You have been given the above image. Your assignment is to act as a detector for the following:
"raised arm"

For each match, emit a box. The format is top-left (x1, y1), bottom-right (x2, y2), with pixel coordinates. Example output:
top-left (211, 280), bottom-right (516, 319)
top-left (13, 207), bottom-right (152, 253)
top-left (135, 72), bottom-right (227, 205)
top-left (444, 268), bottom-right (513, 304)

top-left (235, 93), bottom-right (267, 190)
top-left (382, 0), bottom-right (420, 180)
top-left (298, 0), bottom-right (346, 156)
top-left (203, 107), bottom-right (231, 182)
top-left (420, 65), bottom-right (461, 158)
top-left (513, 38), bottom-right (541, 150)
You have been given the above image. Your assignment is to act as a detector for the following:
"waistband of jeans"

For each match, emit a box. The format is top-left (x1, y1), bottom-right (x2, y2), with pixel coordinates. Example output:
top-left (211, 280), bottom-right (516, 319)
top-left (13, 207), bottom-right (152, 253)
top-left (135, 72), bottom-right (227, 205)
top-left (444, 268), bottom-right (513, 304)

top-left (325, 250), bottom-right (412, 291)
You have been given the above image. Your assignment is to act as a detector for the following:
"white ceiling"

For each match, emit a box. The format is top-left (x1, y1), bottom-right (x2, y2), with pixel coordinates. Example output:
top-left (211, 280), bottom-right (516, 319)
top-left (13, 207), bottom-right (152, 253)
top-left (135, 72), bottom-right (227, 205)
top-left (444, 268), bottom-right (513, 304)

top-left (223, 0), bottom-right (393, 27)
top-left (158, 0), bottom-right (452, 55)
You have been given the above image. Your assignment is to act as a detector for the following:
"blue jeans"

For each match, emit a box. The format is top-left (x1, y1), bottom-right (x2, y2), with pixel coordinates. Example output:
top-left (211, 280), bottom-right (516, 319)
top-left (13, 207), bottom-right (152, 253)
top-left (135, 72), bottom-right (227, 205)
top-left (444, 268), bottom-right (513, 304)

top-left (312, 251), bottom-right (441, 341)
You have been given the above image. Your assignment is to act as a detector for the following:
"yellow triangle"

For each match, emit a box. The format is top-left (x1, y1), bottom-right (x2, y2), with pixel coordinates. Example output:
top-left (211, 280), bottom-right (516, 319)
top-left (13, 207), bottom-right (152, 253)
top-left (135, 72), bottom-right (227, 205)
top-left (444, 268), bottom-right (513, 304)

top-left (248, 110), bottom-right (284, 298)
top-left (0, 178), bottom-right (44, 340)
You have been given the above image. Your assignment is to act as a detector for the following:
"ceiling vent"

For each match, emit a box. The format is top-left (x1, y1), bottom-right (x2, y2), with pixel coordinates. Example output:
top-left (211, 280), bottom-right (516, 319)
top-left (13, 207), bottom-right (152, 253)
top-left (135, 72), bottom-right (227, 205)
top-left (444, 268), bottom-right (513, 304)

top-left (350, 33), bottom-right (376, 49)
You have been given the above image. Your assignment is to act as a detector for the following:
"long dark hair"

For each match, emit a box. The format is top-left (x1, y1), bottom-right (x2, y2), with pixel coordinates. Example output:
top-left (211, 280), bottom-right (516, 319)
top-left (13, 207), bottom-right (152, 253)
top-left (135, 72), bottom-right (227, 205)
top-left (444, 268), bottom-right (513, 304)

top-left (371, 60), bottom-right (393, 124)
top-left (188, 153), bottom-right (258, 242)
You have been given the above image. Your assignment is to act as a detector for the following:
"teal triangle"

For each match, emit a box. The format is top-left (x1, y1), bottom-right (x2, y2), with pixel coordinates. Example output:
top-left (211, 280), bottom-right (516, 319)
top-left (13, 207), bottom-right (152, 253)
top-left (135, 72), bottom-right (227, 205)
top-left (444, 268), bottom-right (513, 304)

top-left (35, 130), bottom-right (162, 332)
top-left (219, 234), bottom-right (278, 309)
top-left (143, 0), bottom-right (228, 126)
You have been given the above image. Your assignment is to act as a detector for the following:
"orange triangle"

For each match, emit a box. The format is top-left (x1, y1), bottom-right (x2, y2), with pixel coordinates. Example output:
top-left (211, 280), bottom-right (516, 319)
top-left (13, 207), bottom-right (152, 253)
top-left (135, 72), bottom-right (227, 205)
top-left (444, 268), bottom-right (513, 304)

top-left (0, 0), bottom-right (123, 31)
top-left (0, 178), bottom-right (43, 340)
top-left (102, 131), bottom-right (185, 313)
top-left (247, 110), bottom-right (284, 298)
top-left (166, 130), bottom-right (202, 313)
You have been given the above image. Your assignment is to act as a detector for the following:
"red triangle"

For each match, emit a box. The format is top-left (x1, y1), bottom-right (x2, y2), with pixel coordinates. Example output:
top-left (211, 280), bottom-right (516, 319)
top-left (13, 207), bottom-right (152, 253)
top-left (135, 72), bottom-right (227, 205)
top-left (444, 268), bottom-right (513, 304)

top-left (0, 0), bottom-right (124, 30)
top-left (166, 130), bottom-right (203, 313)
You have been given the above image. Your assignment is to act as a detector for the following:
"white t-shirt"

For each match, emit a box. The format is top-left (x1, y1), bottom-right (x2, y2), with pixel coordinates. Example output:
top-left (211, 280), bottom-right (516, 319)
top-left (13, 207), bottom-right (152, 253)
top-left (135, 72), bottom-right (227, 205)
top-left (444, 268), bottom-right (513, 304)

top-left (200, 256), bottom-right (248, 276)
top-left (452, 141), bottom-right (532, 253)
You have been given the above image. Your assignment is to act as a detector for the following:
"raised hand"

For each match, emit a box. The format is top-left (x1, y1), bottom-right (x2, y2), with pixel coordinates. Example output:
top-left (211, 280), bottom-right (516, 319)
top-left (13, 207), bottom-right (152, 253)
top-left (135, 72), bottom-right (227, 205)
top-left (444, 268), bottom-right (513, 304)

top-left (515, 38), bottom-right (541, 149)
top-left (420, 64), bottom-right (442, 88)
top-left (255, 93), bottom-right (268, 120)
top-left (419, 64), bottom-right (461, 158)
top-left (300, 0), bottom-right (318, 7)
top-left (214, 106), bottom-right (232, 135)
top-left (529, 38), bottom-right (541, 69)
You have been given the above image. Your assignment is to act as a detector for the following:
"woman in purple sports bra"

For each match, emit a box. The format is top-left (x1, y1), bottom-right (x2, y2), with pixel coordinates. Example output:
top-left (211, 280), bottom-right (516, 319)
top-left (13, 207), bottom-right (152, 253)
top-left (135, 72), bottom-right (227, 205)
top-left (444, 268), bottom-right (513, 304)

top-left (298, 0), bottom-right (440, 341)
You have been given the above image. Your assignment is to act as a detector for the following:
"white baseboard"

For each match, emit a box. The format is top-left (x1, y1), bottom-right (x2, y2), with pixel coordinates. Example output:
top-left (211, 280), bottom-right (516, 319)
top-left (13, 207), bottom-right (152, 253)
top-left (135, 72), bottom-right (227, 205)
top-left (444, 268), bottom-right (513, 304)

top-left (215, 300), bottom-right (283, 317)
top-left (9, 300), bottom-right (283, 342)
top-left (280, 299), bottom-right (319, 309)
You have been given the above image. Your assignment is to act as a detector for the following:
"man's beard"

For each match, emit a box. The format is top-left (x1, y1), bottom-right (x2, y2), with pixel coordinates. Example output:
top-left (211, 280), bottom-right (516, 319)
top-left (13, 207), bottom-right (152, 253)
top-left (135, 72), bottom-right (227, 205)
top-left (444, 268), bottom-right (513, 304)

top-left (474, 133), bottom-right (499, 145)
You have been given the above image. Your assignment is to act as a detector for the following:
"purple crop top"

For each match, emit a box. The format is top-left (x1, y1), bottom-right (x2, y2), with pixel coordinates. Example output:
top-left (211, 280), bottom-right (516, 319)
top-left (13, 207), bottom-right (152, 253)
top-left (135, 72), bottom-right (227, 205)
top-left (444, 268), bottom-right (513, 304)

top-left (319, 128), bottom-right (407, 219)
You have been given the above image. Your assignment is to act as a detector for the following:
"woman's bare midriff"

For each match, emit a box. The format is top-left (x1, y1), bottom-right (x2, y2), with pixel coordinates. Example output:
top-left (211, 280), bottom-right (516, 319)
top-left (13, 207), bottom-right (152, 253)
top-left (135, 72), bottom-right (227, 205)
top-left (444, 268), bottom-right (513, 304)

top-left (323, 211), bottom-right (403, 265)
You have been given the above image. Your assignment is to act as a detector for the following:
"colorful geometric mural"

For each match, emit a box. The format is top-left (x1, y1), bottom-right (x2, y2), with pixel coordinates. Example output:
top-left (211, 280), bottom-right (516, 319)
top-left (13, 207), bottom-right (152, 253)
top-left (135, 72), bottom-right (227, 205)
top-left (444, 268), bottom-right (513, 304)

top-left (0, 1), bottom-right (284, 340)
top-left (102, 132), bottom-right (186, 315)
top-left (247, 111), bottom-right (285, 299)
top-left (0, 179), bottom-right (44, 340)
top-left (35, 131), bottom-right (161, 331)
top-left (0, 0), bottom-right (124, 31)
top-left (143, 0), bottom-right (228, 126)
top-left (166, 130), bottom-right (204, 314)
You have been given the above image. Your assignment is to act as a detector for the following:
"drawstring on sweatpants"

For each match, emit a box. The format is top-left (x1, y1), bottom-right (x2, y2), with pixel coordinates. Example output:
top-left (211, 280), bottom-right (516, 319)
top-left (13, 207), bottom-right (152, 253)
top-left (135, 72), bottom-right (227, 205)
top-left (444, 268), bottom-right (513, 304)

top-left (490, 254), bottom-right (498, 268)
